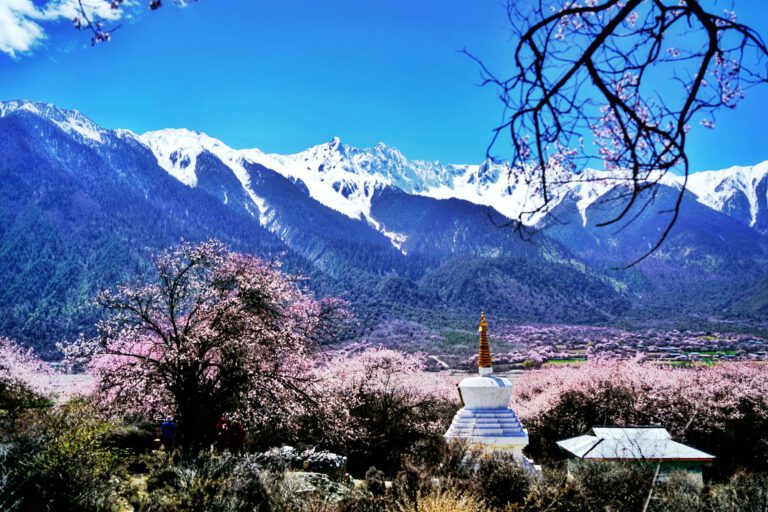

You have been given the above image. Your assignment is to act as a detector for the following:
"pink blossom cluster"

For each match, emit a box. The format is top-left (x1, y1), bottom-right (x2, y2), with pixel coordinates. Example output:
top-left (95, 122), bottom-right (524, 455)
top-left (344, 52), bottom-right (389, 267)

top-left (311, 348), bottom-right (459, 444)
top-left (512, 357), bottom-right (768, 439)
top-left (317, 347), bottom-right (459, 403)
top-left (0, 336), bottom-right (54, 402)
top-left (493, 0), bottom-right (765, 231)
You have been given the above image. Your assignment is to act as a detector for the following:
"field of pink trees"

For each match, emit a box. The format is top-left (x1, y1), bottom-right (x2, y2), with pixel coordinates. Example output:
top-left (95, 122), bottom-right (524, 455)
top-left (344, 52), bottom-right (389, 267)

top-left (512, 357), bottom-right (768, 477)
top-left (2, 240), bottom-right (768, 510)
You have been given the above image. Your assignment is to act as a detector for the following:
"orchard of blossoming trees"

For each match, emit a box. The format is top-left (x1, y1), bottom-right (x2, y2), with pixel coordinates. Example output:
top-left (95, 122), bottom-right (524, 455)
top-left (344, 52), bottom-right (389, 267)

top-left (356, 320), bottom-right (768, 370)
top-left (3, 241), bottom-right (768, 509)
top-left (512, 357), bottom-right (768, 477)
top-left (0, 336), bottom-right (53, 418)
top-left (2, 241), bottom-right (766, 466)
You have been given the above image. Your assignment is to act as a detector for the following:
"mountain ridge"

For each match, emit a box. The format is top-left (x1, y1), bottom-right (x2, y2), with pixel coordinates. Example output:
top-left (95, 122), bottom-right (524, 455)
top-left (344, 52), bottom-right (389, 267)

top-left (2, 99), bottom-right (767, 353)
top-left (4, 100), bottom-right (766, 242)
top-left (137, 114), bottom-right (768, 242)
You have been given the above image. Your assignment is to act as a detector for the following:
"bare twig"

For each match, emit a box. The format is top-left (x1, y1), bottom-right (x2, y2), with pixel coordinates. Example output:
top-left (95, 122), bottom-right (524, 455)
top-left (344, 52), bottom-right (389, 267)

top-left (471, 0), bottom-right (768, 266)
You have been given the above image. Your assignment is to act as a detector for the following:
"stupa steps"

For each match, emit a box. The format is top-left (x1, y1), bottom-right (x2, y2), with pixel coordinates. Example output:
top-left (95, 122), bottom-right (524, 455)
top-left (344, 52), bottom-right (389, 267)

top-left (457, 421), bottom-right (522, 426)
top-left (447, 430), bottom-right (528, 438)
top-left (447, 409), bottom-right (527, 436)
top-left (448, 417), bottom-right (524, 425)
top-left (450, 424), bottom-right (524, 430)
top-left (454, 410), bottom-right (521, 417)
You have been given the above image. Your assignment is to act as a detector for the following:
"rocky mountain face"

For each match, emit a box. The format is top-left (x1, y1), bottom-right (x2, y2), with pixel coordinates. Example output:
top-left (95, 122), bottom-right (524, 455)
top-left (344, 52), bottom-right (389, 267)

top-left (1, 100), bottom-right (766, 353)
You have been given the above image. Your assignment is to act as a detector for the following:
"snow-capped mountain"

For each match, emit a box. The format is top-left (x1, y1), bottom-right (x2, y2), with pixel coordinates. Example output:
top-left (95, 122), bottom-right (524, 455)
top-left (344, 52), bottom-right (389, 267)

top-left (195, 131), bottom-right (608, 227)
top-left (138, 129), bottom-right (270, 223)
top-left (685, 162), bottom-right (768, 232)
top-left (0, 100), bottom-right (106, 144)
top-left (4, 99), bottom-right (767, 243)
top-left (2, 99), bottom-right (767, 352)
top-left (141, 125), bottom-right (768, 238)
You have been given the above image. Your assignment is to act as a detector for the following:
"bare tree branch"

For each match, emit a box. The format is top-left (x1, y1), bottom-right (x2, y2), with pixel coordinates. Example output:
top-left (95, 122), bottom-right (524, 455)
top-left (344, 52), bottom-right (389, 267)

top-left (471, 0), bottom-right (768, 266)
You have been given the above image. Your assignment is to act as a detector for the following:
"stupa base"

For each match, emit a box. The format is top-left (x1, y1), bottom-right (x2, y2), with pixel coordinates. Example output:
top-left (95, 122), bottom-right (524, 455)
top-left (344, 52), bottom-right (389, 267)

top-left (445, 433), bottom-right (529, 457)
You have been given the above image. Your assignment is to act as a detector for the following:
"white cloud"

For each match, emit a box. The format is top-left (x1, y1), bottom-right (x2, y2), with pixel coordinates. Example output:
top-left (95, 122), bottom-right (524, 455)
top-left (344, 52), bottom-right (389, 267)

top-left (0, 0), bottom-right (129, 58)
top-left (0, 0), bottom-right (45, 58)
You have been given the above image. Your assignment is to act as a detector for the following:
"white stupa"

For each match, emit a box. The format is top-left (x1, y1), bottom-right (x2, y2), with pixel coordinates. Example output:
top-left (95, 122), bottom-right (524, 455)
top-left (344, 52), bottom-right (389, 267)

top-left (445, 312), bottom-right (529, 457)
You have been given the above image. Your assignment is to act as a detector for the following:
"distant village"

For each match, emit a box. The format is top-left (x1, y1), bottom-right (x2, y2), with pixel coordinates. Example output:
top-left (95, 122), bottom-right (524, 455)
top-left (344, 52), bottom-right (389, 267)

top-left (356, 320), bottom-right (768, 371)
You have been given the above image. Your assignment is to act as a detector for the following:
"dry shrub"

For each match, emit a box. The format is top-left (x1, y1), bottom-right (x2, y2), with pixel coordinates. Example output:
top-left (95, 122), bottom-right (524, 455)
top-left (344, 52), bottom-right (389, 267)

top-left (400, 489), bottom-right (489, 512)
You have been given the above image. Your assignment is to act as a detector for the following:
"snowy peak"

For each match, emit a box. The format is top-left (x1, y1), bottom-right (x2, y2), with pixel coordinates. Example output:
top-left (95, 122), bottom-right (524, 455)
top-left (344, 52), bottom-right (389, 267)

top-left (242, 137), bottom-right (481, 225)
top-left (242, 137), bottom-right (393, 221)
top-left (0, 100), bottom-right (106, 144)
top-left (685, 162), bottom-right (768, 228)
top-left (136, 126), bottom-right (768, 235)
top-left (6, 99), bottom-right (767, 238)
top-left (140, 128), bottom-right (269, 223)
top-left (139, 128), bottom-right (216, 187)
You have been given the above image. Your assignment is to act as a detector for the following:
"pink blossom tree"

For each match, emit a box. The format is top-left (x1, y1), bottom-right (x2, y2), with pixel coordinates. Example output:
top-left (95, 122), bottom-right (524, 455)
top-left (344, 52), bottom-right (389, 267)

top-left (0, 336), bottom-right (53, 418)
top-left (68, 239), bottom-right (349, 452)
top-left (310, 348), bottom-right (459, 475)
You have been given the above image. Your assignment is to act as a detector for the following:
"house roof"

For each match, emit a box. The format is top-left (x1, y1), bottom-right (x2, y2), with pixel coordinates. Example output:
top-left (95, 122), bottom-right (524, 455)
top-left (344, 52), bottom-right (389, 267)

top-left (556, 426), bottom-right (715, 461)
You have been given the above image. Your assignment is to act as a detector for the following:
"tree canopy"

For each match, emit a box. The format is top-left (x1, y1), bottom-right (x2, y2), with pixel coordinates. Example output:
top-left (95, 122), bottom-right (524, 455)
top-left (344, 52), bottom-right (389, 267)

top-left (67, 239), bottom-right (349, 451)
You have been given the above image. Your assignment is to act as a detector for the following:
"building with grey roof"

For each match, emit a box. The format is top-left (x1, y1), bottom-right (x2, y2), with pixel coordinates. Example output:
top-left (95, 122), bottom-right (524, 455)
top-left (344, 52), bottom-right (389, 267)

top-left (557, 426), bottom-right (715, 485)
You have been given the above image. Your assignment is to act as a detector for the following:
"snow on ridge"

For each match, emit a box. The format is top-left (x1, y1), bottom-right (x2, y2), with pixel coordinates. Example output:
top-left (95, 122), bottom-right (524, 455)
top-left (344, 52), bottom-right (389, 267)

top-left (242, 137), bottom-right (394, 222)
top-left (416, 163), bottom-right (633, 227)
top-left (0, 100), bottom-right (105, 143)
top-left (140, 129), bottom-right (206, 187)
top-left (51, 112), bottom-right (104, 143)
top-left (140, 128), bottom-right (270, 224)
top-left (8, 99), bottom-right (766, 237)
top-left (254, 138), bottom-right (768, 230)
top-left (684, 161), bottom-right (768, 226)
top-left (366, 216), bottom-right (408, 255)
top-left (0, 100), bottom-right (41, 117)
top-left (117, 121), bottom-right (768, 239)
top-left (241, 136), bottom-right (766, 232)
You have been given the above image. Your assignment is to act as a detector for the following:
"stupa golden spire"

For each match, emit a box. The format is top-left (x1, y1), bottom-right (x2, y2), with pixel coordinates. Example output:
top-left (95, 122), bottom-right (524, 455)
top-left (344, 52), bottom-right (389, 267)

top-left (478, 311), bottom-right (492, 374)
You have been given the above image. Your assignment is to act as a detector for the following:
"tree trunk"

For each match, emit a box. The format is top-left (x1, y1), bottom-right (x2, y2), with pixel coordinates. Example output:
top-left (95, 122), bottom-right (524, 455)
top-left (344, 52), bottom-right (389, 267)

top-left (176, 395), bottom-right (221, 454)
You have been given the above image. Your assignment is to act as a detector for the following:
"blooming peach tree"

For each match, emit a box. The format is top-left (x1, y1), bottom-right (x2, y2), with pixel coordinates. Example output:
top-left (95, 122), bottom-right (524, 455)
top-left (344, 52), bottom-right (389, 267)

top-left (310, 347), bottom-right (459, 475)
top-left (67, 240), bottom-right (349, 452)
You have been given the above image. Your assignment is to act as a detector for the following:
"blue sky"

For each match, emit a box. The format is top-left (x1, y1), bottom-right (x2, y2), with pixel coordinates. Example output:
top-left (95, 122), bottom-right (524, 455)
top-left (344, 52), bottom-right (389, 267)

top-left (1, 0), bottom-right (767, 170)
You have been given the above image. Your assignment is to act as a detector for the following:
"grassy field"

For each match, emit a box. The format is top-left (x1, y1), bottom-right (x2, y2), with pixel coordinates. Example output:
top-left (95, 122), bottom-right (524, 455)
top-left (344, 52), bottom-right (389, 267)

top-left (544, 358), bottom-right (587, 366)
top-left (688, 350), bottom-right (738, 356)
top-left (656, 360), bottom-right (717, 367)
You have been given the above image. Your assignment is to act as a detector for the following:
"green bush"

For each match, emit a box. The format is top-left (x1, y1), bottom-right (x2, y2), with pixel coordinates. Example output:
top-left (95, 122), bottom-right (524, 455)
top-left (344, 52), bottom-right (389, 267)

top-left (139, 452), bottom-right (272, 512)
top-left (471, 452), bottom-right (531, 510)
top-left (649, 472), bottom-right (704, 512)
top-left (706, 472), bottom-right (768, 511)
top-left (365, 466), bottom-right (387, 497)
top-left (1, 401), bottom-right (125, 511)
top-left (567, 460), bottom-right (654, 511)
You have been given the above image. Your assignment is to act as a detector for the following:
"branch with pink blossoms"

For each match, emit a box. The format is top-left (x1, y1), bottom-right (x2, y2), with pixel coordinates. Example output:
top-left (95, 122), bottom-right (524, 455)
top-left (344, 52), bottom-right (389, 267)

top-left (466, 0), bottom-right (768, 266)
